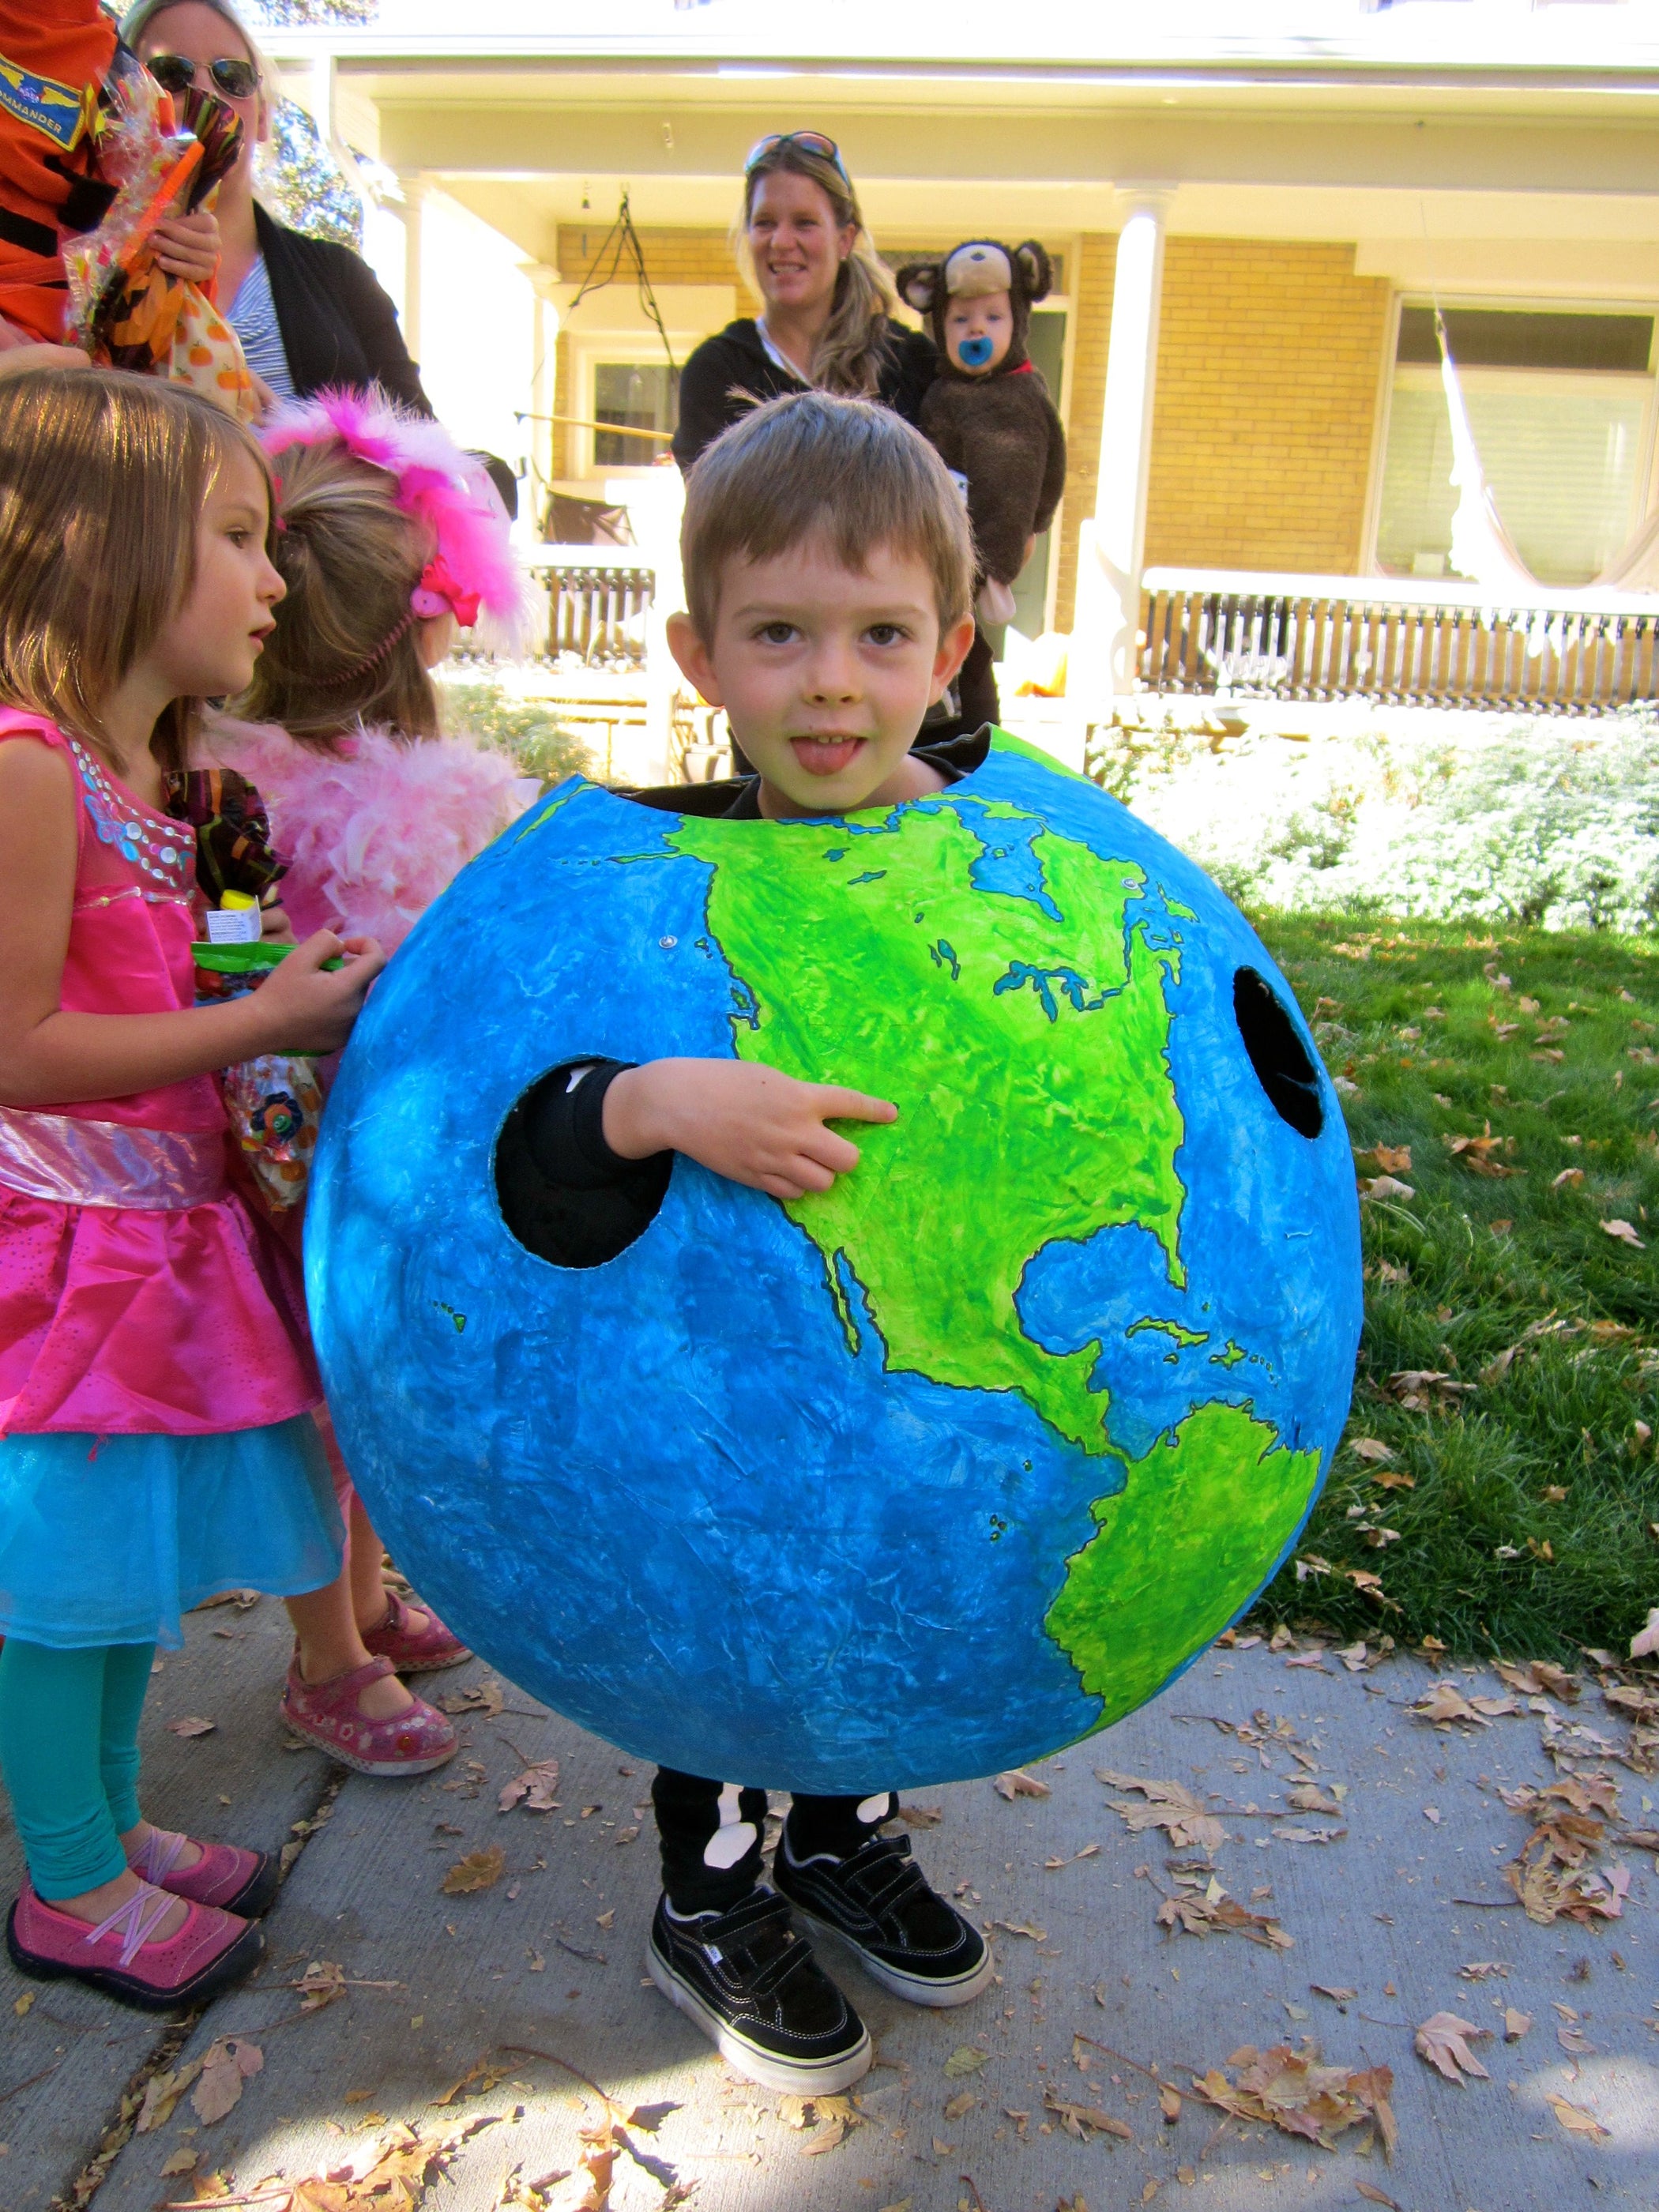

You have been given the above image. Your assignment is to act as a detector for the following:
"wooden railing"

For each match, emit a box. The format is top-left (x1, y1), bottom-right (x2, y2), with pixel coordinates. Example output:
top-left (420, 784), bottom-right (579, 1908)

top-left (1140, 567), bottom-right (1659, 711)
top-left (525, 545), bottom-right (656, 670)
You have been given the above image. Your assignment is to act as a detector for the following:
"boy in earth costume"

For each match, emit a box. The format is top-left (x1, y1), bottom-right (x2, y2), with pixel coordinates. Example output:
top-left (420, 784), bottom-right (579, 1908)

top-left (498, 392), bottom-right (998, 2093)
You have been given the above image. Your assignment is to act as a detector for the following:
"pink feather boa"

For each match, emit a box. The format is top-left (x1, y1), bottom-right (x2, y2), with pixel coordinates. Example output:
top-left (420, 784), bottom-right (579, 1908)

top-left (206, 717), bottom-right (539, 954)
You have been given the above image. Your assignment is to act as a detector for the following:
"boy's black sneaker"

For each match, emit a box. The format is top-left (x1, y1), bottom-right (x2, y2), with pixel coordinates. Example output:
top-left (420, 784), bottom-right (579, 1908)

top-left (774, 1830), bottom-right (995, 2007)
top-left (646, 1886), bottom-right (871, 2094)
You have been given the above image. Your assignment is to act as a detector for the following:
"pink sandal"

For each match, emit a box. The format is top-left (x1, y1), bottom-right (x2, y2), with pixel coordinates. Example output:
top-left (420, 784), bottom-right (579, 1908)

top-left (128, 1825), bottom-right (279, 1918)
top-left (280, 1651), bottom-right (457, 1776)
top-left (6, 1879), bottom-right (261, 2011)
top-left (361, 1589), bottom-right (472, 1674)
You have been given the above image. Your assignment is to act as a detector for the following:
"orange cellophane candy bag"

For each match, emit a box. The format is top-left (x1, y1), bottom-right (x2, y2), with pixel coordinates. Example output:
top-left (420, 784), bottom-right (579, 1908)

top-left (64, 58), bottom-right (257, 419)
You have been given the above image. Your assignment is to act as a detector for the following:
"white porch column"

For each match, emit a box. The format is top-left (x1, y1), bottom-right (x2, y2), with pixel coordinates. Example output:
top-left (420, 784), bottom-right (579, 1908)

top-left (398, 175), bottom-right (428, 373)
top-left (1071, 188), bottom-right (1172, 731)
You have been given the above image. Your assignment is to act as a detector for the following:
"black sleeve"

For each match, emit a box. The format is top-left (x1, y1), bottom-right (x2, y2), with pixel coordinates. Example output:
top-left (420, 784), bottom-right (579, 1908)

top-left (494, 1059), bottom-right (672, 1270)
top-left (329, 246), bottom-right (431, 413)
top-left (673, 334), bottom-right (749, 471)
top-left (880, 323), bottom-right (940, 429)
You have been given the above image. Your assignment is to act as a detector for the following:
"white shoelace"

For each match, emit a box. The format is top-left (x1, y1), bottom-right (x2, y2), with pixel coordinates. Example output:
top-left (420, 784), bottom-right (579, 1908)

top-left (83, 1880), bottom-right (178, 1966)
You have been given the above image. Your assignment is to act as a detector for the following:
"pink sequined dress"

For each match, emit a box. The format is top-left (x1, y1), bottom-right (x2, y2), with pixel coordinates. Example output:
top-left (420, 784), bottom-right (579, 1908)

top-left (0, 713), bottom-right (320, 1438)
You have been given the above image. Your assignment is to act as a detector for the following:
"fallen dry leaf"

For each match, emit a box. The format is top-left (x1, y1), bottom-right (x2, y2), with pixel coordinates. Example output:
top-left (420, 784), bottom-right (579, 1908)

top-left (1456, 1961), bottom-right (1510, 1981)
top-left (1355, 2188), bottom-right (1402, 2212)
top-left (1546, 2092), bottom-right (1611, 2142)
top-left (797, 2092), bottom-right (863, 2155)
top-left (943, 2045), bottom-right (991, 2078)
top-left (498, 1759), bottom-right (560, 1814)
top-left (1413, 2011), bottom-right (1491, 2084)
top-left (1043, 2085), bottom-right (1132, 2142)
top-left (166, 1716), bottom-right (216, 1739)
top-left (1412, 1681), bottom-right (1488, 1728)
top-left (1357, 1144), bottom-right (1413, 1176)
top-left (994, 1769), bottom-right (1051, 1801)
top-left (1186, 2041), bottom-right (1395, 2157)
top-left (442, 1846), bottom-right (506, 1895)
top-left (158, 2149), bottom-right (198, 2178)
top-left (1157, 1883), bottom-right (1293, 1951)
top-left (942, 2090), bottom-right (976, 2120)
top-left (295, 1958), bottom-right (347, 2011)
top-left (1552, 1167), bottom-right (1586, 1190)
top-left (1360, 1174), bottom-right (1415, 1200)
top-left (992, 1918), bottom-right (1048, 1941)
top-left (437, 1678), bottom-right (506, 1717)
top-left (1602, 1218), bottom-right (1646, 1249)
top-left (191, 2037), bottom-right (262, 2125)
top-left (1287, 1783), bottom-right (1343, 1815)
top-left (1349, 1436), bottom-right (1395, 1464)
top-left (1159, 2083), bottom-right (1183, 2121)
top-left (1631, 1607), bottom-right (1659, 1661)
top-left (1503, 2007), bottom-right (1532, 2041)
top-left (1097, 1770), bottom-right (1227, 1852)
top-left (135, 2060), bottom-right (203, 2133)
top-left (1310, 1984), bottom-right (1358, 2004)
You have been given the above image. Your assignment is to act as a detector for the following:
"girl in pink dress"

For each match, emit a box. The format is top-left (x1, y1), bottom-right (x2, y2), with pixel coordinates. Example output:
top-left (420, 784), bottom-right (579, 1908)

top-left (0, 368), bottom-right (384, 2009)
top-left (205, 390), bottom-right (533, 1773)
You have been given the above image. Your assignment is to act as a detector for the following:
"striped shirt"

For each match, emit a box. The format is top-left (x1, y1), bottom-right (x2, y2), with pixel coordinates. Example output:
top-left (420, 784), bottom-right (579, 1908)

top-left (228, 254), bottom-right (295, 401)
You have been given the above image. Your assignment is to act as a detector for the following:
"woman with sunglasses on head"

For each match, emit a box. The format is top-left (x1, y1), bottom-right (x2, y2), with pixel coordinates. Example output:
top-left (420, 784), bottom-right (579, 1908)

top-left (119, 0), bottom-right (427, 415)
top-left (670, 132), bottom-right (936, 472)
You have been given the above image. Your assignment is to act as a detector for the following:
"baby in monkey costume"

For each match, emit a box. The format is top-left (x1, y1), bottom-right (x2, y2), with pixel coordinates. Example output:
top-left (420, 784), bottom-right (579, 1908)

top-left (897, 239), bottom-right (1067, 650)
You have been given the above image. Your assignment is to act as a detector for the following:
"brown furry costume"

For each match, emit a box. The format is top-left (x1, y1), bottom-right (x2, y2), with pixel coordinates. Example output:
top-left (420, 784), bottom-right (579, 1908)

top-left (895, 239), bottom-right (1067, 589)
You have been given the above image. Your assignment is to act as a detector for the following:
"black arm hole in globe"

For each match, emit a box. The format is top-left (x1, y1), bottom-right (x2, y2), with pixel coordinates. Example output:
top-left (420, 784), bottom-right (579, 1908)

top-left (1233, 967), bottom-right (1324, 1139)
top-left (495, 1069), bottom-right (672, 1270)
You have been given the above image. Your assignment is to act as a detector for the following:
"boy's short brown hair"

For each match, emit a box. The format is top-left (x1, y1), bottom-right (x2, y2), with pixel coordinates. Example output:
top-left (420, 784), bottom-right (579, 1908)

top-left (680, 391), bottom-right (974, 642)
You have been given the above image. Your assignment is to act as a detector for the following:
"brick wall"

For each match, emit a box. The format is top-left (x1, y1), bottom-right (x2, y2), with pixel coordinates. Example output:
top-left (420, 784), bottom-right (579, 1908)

top-left (1145, 239), bottom-right (1392, 574)
top-left (1054, 232), bottom-right (1116, 630)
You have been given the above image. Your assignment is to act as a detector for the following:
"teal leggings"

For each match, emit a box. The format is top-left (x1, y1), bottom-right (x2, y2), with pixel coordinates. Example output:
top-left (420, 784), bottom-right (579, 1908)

top-left (0, 1640), bottom-right (153, 1900)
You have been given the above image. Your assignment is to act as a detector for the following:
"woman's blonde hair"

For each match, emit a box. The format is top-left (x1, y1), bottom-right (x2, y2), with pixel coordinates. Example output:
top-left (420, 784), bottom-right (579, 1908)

top-left (238, 436), bottom-right (438, 749)
top-left (0, 367), bottom-right (271, 777)
top-left (737, 141), bottom-right (898, 400)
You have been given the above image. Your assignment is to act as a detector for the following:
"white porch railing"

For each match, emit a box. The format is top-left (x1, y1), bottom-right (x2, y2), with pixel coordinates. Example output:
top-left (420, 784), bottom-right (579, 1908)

top-left (1140, 566), bottom-right (1659, 712)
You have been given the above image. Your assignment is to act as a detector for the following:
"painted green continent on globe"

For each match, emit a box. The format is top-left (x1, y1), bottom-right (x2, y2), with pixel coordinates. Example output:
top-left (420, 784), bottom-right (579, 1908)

top-left (312, 731), bottom-right (1361, 1790)
top-left (672, 786), bottom-right (1322, 1732)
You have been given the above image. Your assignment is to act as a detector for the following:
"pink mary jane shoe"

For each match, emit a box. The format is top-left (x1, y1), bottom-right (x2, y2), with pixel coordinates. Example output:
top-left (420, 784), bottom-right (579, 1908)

top-left (129, 1825), bottom-right (280, 1919)
top-left (280, 1652), bottom-right (457, 1776)
top-left (6, 1879), bottom-right (262, 2011)
top-left (361, 1589), bottom-right (472, 1675)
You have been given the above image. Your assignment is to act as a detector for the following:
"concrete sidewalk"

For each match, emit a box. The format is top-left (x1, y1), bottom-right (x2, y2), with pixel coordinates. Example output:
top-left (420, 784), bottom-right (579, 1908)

top-left (2, 1611), bottom-right (1653, 2212)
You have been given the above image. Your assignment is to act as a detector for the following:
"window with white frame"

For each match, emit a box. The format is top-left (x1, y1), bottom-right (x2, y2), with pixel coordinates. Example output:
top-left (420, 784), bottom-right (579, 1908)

top-left (1374, 303), bottom-right (1656, 587)
top-left (592, 359), bottom-right (679, 470)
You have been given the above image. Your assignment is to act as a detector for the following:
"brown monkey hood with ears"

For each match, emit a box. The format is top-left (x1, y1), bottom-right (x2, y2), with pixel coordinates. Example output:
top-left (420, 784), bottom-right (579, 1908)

top-left (894, 238), bottom-right (1054, 377)
top-left (893, 239), bottom-right (1067, 590)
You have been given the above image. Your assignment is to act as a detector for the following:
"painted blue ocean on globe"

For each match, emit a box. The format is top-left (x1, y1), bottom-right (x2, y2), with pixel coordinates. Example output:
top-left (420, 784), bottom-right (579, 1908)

top-left (308, 731), bottom-right (1362, 1793)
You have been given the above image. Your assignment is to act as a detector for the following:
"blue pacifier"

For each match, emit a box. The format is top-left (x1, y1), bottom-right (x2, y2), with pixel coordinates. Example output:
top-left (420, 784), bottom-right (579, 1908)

top-left (957, 333), bottom-right (995, 369)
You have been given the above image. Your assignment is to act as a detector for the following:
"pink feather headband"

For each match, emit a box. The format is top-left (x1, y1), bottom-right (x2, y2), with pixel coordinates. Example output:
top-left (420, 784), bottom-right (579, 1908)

top-left (261, 389), bottom-right (527, 650)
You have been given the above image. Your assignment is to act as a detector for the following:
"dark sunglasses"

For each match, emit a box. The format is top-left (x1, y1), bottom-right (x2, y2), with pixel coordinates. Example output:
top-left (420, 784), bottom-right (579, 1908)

top-left (147, 53), bottom-right (259, 101)
top-left (744, 130), bottom-right (850, 188)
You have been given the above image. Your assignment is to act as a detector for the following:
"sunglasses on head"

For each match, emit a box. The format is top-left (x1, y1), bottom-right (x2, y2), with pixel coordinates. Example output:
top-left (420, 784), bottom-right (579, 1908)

top-left (146, 53), bottom-right (259, 101)
top-left (744, 130), bottom-right (850, 188)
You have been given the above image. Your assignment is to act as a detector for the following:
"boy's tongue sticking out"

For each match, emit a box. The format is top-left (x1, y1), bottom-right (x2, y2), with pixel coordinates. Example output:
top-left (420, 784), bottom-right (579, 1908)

top-left (668, 531), bottom-right (975, 821)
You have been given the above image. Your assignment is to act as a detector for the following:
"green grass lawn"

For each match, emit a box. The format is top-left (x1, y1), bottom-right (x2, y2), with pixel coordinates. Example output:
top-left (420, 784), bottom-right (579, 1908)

top-left (1248, 913), bottom-right (1659, 1663)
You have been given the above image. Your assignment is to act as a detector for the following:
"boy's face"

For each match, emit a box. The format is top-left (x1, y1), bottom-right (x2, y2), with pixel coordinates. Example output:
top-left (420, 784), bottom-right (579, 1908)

top-left (943, 290), bottom-right (1014, 375)
top-left (668, 536), bottom-right (975, 818)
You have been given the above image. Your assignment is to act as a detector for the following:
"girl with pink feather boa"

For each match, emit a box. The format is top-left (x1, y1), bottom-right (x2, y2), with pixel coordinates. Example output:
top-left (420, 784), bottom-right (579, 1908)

top-left (206, 389), bottom-right (536, 1774)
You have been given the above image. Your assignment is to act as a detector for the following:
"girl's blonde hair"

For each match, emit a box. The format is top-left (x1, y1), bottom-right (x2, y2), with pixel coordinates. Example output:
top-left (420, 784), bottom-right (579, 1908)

top-left (0, 367), bottom-right (271, 777)
top-left (239, 436), bottom-right (438, 750)
top-left (737, 141), bottom-right (899, 400)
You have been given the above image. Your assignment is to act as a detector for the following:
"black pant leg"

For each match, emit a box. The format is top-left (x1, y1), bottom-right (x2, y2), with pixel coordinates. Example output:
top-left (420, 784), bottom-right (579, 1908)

top-left (652, 1767), bottom-right (768, 1915)
top-left (783, 1789), bottom-right (898, 1863)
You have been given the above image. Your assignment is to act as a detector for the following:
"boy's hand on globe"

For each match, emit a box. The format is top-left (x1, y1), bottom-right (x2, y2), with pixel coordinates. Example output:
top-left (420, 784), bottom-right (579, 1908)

top-left (250, 931), bottom-right (386, 1055)
top-left (604, 1058), bottom-right (897, 1202)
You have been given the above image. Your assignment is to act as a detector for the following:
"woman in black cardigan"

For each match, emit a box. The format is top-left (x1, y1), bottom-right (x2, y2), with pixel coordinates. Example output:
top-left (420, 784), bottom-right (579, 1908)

top-left (672, 133), bottom-right (993, 735)
top-left (122, 0), bottom-right (427, 413)
top-left (672, 132), bottom-right (931, 471)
